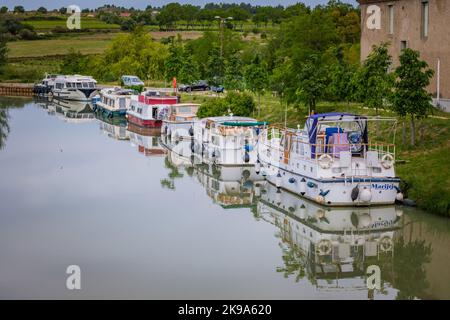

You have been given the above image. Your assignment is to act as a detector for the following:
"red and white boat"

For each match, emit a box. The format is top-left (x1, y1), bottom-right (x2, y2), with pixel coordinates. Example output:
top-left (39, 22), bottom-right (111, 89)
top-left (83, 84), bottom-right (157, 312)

top-left (126, 89), bottom-right (179, 127)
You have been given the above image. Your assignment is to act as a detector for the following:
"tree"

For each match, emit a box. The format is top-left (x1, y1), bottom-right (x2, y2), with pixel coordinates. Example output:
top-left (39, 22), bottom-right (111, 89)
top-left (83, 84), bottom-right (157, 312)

top-left (60, 48), bottom-right (88, 75)
top-left (178, 53), bottom-right (200, 85)
top-left (244, 55), bottom-right (268, 117)
top-left (224, 53), bottom-right (244, 91)
top-left (164, 44), bottom-right (184, 82)
top-left (354, 43), bottom-right (394, 115)
top-left (0, 6), bottom-right (8, 14)
top-left (59, 7), bottom-right (67, 14)
top-left (197, 91), bottom-right (255, 118)
top-left (0, 35), bottom-right (7, 70)
top-left (295, 55), bottom-right (327, 114)
top-left (37, 7), bottom-right (47, 14)
top-left (392, 48), bottom-right (434, 146)
top-left (13, 6), bottom-right (25, 13)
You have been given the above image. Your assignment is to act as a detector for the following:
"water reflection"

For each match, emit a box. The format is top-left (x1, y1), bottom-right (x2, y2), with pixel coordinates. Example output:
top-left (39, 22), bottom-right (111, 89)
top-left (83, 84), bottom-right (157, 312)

top-left (161, 135), bottom-right (437, 299)
top-left (37, 97), bottom-right (95, 123)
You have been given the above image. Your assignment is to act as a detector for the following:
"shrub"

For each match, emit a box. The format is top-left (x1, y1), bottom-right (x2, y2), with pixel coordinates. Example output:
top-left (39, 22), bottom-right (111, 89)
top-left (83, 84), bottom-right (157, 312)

top-left (197, 91), bottom-right (255, 118)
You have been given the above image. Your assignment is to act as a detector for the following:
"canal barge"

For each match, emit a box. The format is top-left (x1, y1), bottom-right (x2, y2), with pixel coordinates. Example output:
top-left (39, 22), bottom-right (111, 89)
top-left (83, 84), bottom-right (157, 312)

top-left (95, 87), bottom-right (136, 117)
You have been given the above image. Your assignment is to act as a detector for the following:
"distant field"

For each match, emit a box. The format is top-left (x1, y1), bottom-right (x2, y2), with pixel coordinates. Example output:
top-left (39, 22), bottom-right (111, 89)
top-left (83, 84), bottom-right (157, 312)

top-left (7, 34), bottom-right (117, 58)
top-left (6, 31), bottom-right (209, 58)
top-left (24, 17), bottom-right (120, 30)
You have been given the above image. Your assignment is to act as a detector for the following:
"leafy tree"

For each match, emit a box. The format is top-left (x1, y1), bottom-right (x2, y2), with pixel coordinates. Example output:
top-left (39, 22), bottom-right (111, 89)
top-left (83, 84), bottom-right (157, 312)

top-left (224, 53), bottom-right (244, 91)
top-left (205, 46), bottom-right (225, 86)
top-left (197, 91), bottom-right (255, 118)
top-left (178, 52), bottom-right (200, 85)
top-left (392, 48), bottom-right (434, 146)
top-left (0, 6), bottom-right (8, 14)
top-left (60, 48), bottom-right (88, 74)
top-left (0, 107), bottom-right (9, 150)
top-left (59, 7), bottom-right (67, 14)
top-left (354, 43), bottom-right (394, 115)
top-left (13, 6), bottom-right (25, 13)
top-left (295, 55), bottom-right (327, 114)
top-left (244, 55), bottom-right (268, 116)
top-left (120, 18), bottom-right (137, 31)
top-left (37, 7), bottom-right (47, 14)
top-left (164, 44), bottom-right (184, 82)
top-left (0, 35), bottom-right (7, 70)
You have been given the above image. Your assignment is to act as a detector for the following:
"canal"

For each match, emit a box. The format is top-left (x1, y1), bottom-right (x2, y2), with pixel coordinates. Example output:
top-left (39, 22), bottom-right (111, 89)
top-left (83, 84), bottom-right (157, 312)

top-left (0, 97), bottom-right (449, 299)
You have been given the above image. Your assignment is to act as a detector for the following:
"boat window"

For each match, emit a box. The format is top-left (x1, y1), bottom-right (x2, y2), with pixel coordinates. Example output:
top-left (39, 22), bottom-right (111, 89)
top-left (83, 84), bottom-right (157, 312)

top-left (88, 82), bottom-right (95, 88)
top-left (56, 83), bottom-right (63, 89)
top-left (66, 83), bottom-right (71, 88)
top-left (178, 106), bottom-right (191, 113)
top-left (76, 83), bottom-right (82, 88)
top-left (82, 82), bottom-right (88, 88)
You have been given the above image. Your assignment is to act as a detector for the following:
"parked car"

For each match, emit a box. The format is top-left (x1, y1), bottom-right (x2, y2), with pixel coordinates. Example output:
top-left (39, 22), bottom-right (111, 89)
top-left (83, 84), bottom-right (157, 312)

top-left (178, 80), bottom-right (210, 92)
top-left (121, 75), bottom-right (144, 87)
top-left (211, 85), bottom-right (225, 93)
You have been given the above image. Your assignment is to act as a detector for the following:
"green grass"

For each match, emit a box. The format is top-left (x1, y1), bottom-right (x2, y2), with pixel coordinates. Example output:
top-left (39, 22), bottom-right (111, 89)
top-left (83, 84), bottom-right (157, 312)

top-left (0, 58), bottom-right (62, 83)
top-left (6, 33), bottom-right (121, 58)
top-left (24, 17), bottom-right (120, 31)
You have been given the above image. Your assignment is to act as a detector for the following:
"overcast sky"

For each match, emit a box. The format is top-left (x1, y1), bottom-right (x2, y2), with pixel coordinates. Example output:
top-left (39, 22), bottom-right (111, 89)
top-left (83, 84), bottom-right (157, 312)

top-left (2, 0), bottom-right (357, 10)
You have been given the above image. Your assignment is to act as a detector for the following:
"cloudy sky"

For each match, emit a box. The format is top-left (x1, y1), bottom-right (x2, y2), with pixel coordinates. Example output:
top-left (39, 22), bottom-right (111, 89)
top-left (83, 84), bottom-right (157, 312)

top-left (2, 0), bottom-right (357, 10)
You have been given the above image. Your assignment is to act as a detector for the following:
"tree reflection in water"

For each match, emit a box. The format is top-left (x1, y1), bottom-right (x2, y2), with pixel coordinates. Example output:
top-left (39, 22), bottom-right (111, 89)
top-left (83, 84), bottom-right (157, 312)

top-left (0, 106), bottom-right (10, 150)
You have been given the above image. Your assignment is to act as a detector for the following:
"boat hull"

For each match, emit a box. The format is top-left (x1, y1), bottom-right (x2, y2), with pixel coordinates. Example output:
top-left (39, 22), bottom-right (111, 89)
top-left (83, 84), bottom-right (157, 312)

top-left (52, 88), bottom-right (99, 101)
top-left (259, 159), bottom-right (400, 207)
top-left (126, 114), bottom-right (162, 127)
top-left (95, 104), bottom-right (126, 117)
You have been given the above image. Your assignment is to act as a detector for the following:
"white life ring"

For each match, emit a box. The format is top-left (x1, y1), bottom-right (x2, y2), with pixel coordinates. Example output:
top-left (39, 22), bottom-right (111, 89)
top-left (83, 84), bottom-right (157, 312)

top-left (379, 236), bottom-right (393, 252)
top-left (317, 239), bottom-right (332, 255)
top-left (318, 154), bottom-right (333, 169)
top-left (381, 153), bottom-right (394, 169)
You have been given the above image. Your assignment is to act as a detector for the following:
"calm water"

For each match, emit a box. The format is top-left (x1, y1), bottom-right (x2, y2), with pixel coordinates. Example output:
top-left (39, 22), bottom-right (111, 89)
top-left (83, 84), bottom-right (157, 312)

top-left (0, 97), bottom-right (449, 300)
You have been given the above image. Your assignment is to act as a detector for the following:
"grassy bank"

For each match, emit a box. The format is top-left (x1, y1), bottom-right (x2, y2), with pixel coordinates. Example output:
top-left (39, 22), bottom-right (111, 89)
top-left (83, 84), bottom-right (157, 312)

top-left (180, 92), bottom-right (450, 217)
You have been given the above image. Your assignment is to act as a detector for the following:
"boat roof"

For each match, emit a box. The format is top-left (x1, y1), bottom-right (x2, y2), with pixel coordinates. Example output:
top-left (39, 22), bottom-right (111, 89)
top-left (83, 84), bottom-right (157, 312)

top-left (101, 87), bottom-right (134, 95)
top-left (203, 116), bottom-right (257, 123)
top-left (173, 103), bottom-right (200, 107)
top-left (55, 75), bottom-right (97, 82)
top-left (308, 112), bottom-right (367, 121)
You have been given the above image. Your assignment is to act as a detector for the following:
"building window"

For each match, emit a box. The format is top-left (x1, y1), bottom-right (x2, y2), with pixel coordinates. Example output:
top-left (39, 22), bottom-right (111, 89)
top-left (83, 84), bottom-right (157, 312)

top-left (422, 1), bottom-right (429, 38)
top-left (388, 4), bottom-right (394, 34)
top-left (401, 40), bottom-right (407, 50)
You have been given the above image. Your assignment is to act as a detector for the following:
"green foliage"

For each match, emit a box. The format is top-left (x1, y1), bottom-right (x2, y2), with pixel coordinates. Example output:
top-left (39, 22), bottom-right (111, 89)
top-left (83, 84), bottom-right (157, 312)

top-left (353, 43), bottom-right (394, 113)
top-left (13, 6), bottom-right (25, 13)
top-left (224, 53), bottom-right (244, 91)
top-left (392, 48), bottom-right (434, 119)
top-left (295, 55), bottom-right (327, 112)
top-left (59, 48), bottom-right (89, 74)
top-left (0, 6), bottom-right (8, 14)
top-left (196, 91), bottom-right (255, 118)
top-left (244, 55), bottom-right (268, 95)
top-left (0, 35), bottom-right (7, 70)
top-left (95, 27), bottom-right (169, 81)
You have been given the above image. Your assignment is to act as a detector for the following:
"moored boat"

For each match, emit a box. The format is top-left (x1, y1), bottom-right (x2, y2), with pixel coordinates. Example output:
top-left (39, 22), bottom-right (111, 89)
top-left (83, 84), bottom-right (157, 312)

top-left (161, 103), bottom-right (200, 140)
top-left (192, 116), bottom-right (267, 166)
top-left (33, 74), bottom-right (59, 96)
top-left (52, 75), bottom-right (99, 101)
top-left (95, 87), bottom-right (136, 118)
top-left (257, 112), bottom-right (403, 206)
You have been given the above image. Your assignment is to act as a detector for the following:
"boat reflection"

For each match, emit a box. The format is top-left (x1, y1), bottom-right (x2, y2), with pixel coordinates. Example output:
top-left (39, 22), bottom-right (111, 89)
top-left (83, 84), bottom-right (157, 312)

top-left (38, 97), bottom-right (95, 123)
top-left (127, 122), bottom-right (166, 157)
top-left (256, 181), bottom-right (401, 294)
top-left (96, 111), bottom-right (128, 141)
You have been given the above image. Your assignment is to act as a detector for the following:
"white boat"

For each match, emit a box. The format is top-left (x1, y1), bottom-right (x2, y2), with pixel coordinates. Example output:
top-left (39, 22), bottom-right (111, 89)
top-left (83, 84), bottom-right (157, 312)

top-left (33, 74), bottom-right (59, 96)
top-left (256, 181), bottom-right (402, 291)
top-left (52, 75), bottom-right (99, 101)
top-left (126, 89), bottom-right (179, 128)
top-left (161, 103), bottom-right (200, 140)
top-left (49, 99), bottom-right (95, 123)
top-left (192, 116), bottom-right (267, 166)
top-left (95, 87), bottom-right (136, 117)
top-left (257, 112), bottom-right (403, 206)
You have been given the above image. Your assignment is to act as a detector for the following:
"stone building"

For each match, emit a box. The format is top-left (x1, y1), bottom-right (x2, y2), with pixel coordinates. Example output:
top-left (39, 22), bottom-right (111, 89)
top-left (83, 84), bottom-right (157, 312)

top-left (358, 0), bottom-right (450, 111)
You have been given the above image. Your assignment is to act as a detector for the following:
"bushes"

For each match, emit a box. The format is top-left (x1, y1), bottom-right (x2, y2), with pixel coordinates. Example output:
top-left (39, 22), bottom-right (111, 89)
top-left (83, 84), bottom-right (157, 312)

top-left (197, 91), bottom-right (255, 118)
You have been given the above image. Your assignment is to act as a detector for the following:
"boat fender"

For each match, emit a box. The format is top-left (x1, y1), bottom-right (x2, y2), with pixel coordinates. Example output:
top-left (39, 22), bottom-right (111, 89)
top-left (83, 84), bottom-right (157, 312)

top-left (244, 152), bottom-right (250, 163)
top-left (190, 141), bottom-right (195, 153)
top-left (316, 195), bottom-right (325, 204)
top-left (276, 173), bottom-right (282, 188)
top-left (288, 177), bottom-right (296, 184)
top-left (189, 127), bottom-right (194, 136)
top-left (307, 181), bottom-right (317, 188)
top-left (381, 153), bottom-right (394, 169)
top-left (395, 192), bottom-right (404, 202)
top-left (319, 189), bottom-right (330, 197)
top-left (351, 186), bottom-right (359, 201)
top-left (299, 180), bottom-right (306, 196)
top-left (359, 188), bottom-right (372, 202)
top-left (255, 160), bottom-right (261, 174)
top-left (317, 239), bottom-right (332, 256)
top-left (242, 169), bottom-right (251, 180)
